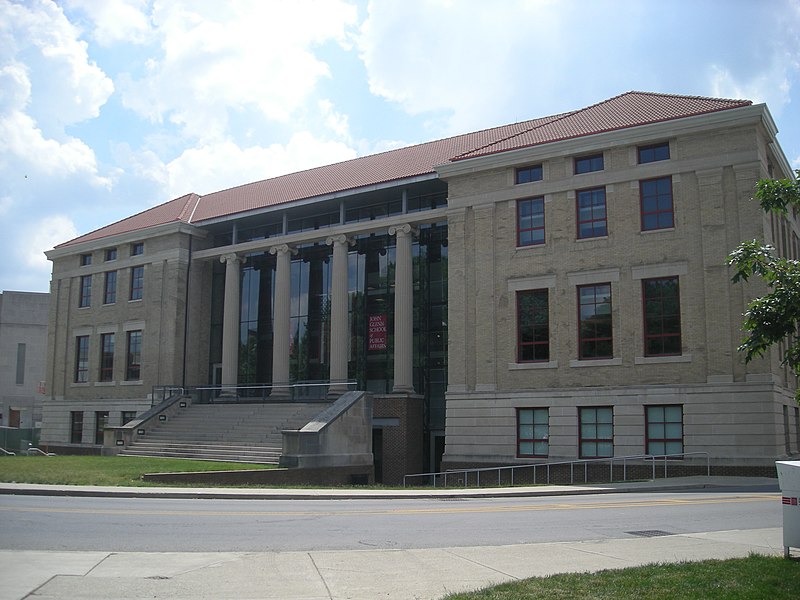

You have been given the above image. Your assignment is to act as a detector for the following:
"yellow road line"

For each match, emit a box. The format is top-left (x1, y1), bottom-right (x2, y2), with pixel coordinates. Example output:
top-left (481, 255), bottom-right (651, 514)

top-left (0, 494), bottom-right (779, 518)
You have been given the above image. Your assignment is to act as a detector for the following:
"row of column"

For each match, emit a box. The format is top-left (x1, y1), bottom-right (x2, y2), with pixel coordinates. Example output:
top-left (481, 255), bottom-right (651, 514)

top-left (218, 225), bottom-right (417, 395)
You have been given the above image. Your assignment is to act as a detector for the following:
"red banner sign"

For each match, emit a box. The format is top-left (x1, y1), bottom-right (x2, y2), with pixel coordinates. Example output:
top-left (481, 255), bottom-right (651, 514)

top-left (368, 314), bottom-right (387, 350)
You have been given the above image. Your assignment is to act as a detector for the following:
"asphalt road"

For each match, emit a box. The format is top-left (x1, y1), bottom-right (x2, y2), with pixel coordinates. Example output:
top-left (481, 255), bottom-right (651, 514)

top-left (0, 490), bottom-right (781, 553)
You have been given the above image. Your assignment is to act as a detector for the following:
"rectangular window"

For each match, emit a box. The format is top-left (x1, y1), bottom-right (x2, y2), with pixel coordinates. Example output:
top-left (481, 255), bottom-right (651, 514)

top-left (795, 407), bottom-right (800, 453)
top-left (643, 277), bottom-right (681, 356)
top-left (517, 197), bottom-right (545, 246)
top-left (122, 411), bottom-right (137, 425)
top-left (70, 411), bottom-right (83, 444)
top-left (517, 289), bottom-right (549, 362)
top-left (130, 266), bottom-right (144, 300)
top-left (103, 271), bottom-right (117, 304)
top-left (578, 283), bottom-right (612, 359)
top-left (515, 164), bottom-right (543, 184)
top-left (74, 335), bottom-right (89, 383)
top-left (638, 142), bottom-right (670, 164)
top-left (94, 411), bottom-right (108, 445)
top-left (80, 253), bottom-right (92, 266)
top-left (580, 407), bottom-right (613, 458)
top-left (126, 330), bottom-right (142, 380)
top-left (131, 242), bottom-right (144, 256)
top-left (575, 153), bottom-right (604, 174)
top-left (105, 248), bottom-right (117, 261)
top-left (646, 405), bottom-right (683, 456)
top-left (517, 408), bottom-right (549, 457)
top-left (16, 343), bottom-right (26, 385)
top-left (99, 333), bottom-right (115, 382)
top-left (79, 274), bottom-right (92, 308)
top-left (576, 187), bottom-right (607, 239)
top-left (640, 176), bottom-right (674, 231)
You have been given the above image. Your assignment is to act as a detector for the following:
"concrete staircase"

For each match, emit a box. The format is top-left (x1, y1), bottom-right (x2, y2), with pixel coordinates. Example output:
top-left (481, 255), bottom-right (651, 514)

top-left (119, 402), bottom-right (327, 464)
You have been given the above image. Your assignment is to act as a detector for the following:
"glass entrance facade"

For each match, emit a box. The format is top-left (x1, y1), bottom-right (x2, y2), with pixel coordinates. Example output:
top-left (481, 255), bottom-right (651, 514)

top-left (209, 221), bottom-right (448, 457)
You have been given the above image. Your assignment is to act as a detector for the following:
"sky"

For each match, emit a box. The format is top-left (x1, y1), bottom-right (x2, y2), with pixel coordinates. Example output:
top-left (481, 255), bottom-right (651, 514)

top-left (1, 0), bottom-right (799, 294)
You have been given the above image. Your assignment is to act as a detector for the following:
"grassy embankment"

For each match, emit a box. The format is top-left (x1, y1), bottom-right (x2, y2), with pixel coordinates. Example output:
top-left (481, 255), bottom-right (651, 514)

top-left (443, 554), bottom-right (800, 599)
top-left (0, 455), bottom-right (272, 487)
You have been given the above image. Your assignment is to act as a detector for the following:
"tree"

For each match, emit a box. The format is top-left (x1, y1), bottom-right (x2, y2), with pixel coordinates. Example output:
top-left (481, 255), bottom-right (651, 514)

top-left (727, 169), bottom-right (800, 401)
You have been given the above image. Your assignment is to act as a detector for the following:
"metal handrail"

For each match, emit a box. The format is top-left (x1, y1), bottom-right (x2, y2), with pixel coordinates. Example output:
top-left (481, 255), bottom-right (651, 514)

top-left (25, 447), bottom-right (56, 456)
top-left (151, 381), bottom-right (357, 407)
top-left (403, 452), bottom-right (710, 488)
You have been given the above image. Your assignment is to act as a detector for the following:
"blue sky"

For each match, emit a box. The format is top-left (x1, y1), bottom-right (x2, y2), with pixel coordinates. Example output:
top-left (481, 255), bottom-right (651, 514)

top-left (1, 0), bottom-right (799, 293)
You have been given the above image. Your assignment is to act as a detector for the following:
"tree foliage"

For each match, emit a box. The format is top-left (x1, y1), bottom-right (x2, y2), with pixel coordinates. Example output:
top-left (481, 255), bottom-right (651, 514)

top-left (727, 170), bottom-right (800, 400)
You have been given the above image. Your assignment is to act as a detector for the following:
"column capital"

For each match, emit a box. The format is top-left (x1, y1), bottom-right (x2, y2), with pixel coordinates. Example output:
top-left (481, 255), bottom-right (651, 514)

top-left (325, 234), bottom-right (355, 247)
top-left (219, 253), bottom-right (245, 266)
top-left (269, 244), bottom-right (298, 257)
top-left (388, 223), bottom-right (417, 238)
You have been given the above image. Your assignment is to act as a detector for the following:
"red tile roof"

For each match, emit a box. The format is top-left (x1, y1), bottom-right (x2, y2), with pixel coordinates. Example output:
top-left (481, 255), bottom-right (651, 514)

top-left (57, 92), bottom-right (751, 248)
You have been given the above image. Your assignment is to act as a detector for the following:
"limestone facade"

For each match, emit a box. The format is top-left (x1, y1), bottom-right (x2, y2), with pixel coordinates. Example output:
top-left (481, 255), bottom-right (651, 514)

top-left (438, 106), bottom-right (800, 468)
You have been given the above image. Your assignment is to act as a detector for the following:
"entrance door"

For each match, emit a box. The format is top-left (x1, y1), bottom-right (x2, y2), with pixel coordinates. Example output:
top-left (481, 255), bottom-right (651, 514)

top-left (372, 428), bottom-right (384, 484)
top-left (212, 363), bottom-right (222, 397)
top-left (9, 409), bottom-right (20, 428)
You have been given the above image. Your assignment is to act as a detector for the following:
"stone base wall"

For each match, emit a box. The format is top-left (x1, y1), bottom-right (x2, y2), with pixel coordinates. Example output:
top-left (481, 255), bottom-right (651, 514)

top-left (40, 396), bottom-right (151, 447)
top-left (143, 465), bottom-right (374, 487)
top-left (442, 381), bottom-right (800, 469)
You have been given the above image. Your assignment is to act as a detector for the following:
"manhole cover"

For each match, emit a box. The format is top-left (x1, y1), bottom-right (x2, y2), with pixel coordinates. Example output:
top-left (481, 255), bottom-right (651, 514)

top-left (625, 530), bottom-right (674, 538)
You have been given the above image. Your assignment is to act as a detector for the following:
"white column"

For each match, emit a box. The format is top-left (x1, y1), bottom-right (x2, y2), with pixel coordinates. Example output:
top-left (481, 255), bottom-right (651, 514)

top-left (389, 224), bottom-right (416, 393)
top-left (269, 244), bottom-right (295, 393)
top-left (326, 235), bottom-right (352, 394)
top-left (219, 253), bottom-right (244, 392)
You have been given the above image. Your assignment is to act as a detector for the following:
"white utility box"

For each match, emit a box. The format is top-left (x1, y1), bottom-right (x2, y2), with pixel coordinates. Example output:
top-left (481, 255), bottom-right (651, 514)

top-left (776, 460), bottom-right (800, 558)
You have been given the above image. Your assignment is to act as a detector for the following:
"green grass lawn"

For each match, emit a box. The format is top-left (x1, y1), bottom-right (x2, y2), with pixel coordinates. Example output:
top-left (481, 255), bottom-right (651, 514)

top-left (443, 554), bottom-right (800, 600)
top-left (0, 455), bottom-right (272, 487)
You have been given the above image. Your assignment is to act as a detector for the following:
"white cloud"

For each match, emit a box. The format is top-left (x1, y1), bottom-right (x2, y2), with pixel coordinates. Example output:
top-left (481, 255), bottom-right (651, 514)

top-left (1, 0), bottom-right (114, 127)
top-left (1, 110), bottom-right (110, 185)
top-left (166, 133), bottom-right (357, 197)
top-left (709, 64), bottom-right (791, 113)
top-left (357, 0), bottom-right (574, 134)
top-left (0, 0), bottom-right (112, 184)
top-left (64, 0), bottom-right (152, 46)
top-left (318, 99), bottom-right (351, 140)
top-left (0, 195), bottom-right (11, 216)
top-left (21, 214), bottom-right (79, 271)
top-left (119, 0), bottom-right (359, 141)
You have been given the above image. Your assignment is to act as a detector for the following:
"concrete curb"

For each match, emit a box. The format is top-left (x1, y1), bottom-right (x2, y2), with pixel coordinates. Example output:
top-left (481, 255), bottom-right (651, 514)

top-left (0, 476), bottom-right (779, 500)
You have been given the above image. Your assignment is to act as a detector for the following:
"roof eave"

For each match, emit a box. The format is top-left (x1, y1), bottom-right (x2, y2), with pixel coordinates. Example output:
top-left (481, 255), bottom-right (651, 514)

top-left (46, 221), bottom-right (206, 260)
top-left (435, 104), bottom-right (766, 179)
top-left (192, 172), bottom-right (440, 227)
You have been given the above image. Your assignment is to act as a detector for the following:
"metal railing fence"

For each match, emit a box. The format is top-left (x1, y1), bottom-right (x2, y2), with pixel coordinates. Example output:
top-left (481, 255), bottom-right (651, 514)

top-left (404, 452), bottom-right (710, 488)
top-left (152, 381), bottom-right (357, 406)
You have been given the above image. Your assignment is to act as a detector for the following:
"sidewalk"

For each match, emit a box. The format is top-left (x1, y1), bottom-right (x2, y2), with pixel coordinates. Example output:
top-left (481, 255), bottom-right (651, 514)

top-left (0, 477), bottom-right (784, 600)
top-left (0, 528), bottom-right (784, 600)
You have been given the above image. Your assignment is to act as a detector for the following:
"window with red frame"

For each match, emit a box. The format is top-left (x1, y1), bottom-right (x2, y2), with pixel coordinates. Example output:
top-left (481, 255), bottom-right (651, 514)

top-left (578, 283), bottom-right (612, 359)
top-left (579, 406), bottom-right (613, 458)
top-left (576, 187), bottom-right (607, 239)
top-left (517, 289), bottom-right (549, 362)
top-left (129, 266), bottom-right (144, 300)
top-left (645, 405), bottom-right (683, 456)
top-left (517, 197), bottom-right (545, 246)
top-left (643, 276), bottom-right (681, 356)
top-left (517, 408), bottom-right (549, 457)
top-left (640, 176), bottom-right (673, 231)
top-left (99, 333), bottom-right (114, 382)
top-left (126, 330), bottom-right (142, 381)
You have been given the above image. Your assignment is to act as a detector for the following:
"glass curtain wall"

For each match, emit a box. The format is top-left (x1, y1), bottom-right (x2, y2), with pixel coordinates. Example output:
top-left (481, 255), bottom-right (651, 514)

top-left (289, 245), bottom-right (332, 383)
top-left (209, 222), bottom-right (448, 427)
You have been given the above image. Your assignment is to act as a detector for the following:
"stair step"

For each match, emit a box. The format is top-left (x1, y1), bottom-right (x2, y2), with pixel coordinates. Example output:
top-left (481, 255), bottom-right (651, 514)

top-left (120, 401), bottom-right (326, 464)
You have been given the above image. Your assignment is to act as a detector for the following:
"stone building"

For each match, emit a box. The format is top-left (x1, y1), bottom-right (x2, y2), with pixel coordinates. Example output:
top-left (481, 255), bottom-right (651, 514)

top-left (42, 92), bottom-right (799, 475)
top-left (0, 290), bottom-right (49, 449)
